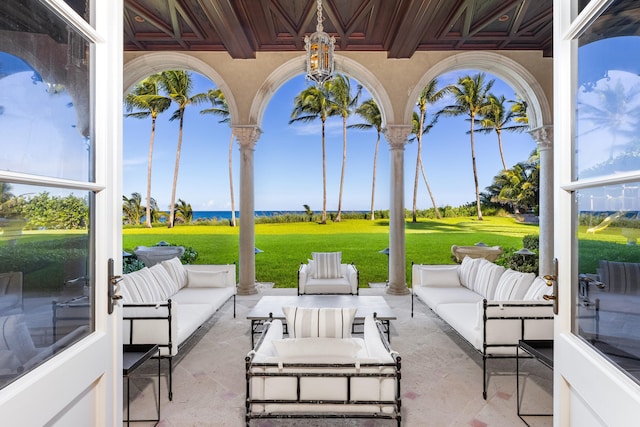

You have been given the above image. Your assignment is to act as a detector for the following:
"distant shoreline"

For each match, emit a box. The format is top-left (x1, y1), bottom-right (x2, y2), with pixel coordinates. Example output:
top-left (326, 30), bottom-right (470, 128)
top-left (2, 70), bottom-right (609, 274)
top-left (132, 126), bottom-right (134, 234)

top-left (190, 210), bottom-right (367, 220)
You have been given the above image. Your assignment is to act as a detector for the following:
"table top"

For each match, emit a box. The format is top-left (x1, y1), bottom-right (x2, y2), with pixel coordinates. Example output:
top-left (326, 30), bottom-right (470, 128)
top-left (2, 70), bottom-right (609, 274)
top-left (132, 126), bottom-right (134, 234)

top-left (123, 344), bottom-right (159, 375)
top-left (519, 339), bottom-right (553, 368)
top-left (246, 295), bottom-right (396, 320)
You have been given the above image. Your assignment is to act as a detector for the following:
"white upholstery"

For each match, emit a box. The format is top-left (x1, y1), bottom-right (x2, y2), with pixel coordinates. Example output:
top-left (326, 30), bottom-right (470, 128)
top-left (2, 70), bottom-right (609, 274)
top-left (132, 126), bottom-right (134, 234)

top-left (120, 258), bottom-right (236, 357)
top-left (298, 262), bottom-right (358, 295)
top-left (282, 306), bottom-right (357, 338)
top-left (248, 316), bottom-right (399, 418)
top-left (412, 262), bottom-right (554, 356)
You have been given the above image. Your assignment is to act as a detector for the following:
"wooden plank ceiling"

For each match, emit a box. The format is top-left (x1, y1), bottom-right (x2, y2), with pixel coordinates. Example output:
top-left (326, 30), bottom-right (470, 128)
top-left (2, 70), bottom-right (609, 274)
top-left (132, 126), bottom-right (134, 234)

top-left (123, 0), bottom-right (554, 58)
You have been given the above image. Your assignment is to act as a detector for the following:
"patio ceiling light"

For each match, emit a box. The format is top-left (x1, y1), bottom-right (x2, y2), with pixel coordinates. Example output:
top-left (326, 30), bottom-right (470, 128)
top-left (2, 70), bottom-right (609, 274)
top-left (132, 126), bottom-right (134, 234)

top-left (305, 0), bottom-right (335, 84)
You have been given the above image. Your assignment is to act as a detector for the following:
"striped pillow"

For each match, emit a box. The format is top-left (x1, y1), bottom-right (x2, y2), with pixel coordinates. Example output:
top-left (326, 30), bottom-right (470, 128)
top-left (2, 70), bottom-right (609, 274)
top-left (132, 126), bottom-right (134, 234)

top-left (161, 257), bottom-right (188, 289)
top-left (148, 263), bottom-right (180, 298)
top-left (282, 306), bottom-right (357, 338)
top-left (312, 252), bottom-right (342, 279)
top-left (121, 267), bottom-right (165, 303)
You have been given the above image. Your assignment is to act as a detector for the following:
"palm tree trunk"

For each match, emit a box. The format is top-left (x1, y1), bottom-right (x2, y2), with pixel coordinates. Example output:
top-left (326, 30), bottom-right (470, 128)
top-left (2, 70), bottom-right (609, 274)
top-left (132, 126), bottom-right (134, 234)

top-left (145, 116), bottom-right (156, 228)
top-left (168, 111), bottom-right (185, 228)
top-left (370, 132), bottom-right (380, 221)
top-left (497, 129), bottom-right (507, 170)
top-left (321, 119), bottom-right (327, 224)
top-left (419, 157), bottom-right (442, 219)
top-left (412, 139), bottom-right (421, 223)
top-left (470, 116), bottom-right (483, 220)
top-left (228, 131), bottom-right (236, 227)
top-left (336, 117), bottom-right (347, 222)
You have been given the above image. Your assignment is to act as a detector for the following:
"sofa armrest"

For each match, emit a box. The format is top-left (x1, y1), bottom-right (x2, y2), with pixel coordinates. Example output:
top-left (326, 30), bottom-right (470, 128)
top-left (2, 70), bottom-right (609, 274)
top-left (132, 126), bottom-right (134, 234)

top-left (345, 264), bottom-right (359, 294)
top-left (411, 264), bottom-right (461, 288)
top-left (298, 264), bottom-right (309, 294)
top-left (122, 300), bottom-right (178, 356)
top-left (482, 300), bottom-right (554, 348)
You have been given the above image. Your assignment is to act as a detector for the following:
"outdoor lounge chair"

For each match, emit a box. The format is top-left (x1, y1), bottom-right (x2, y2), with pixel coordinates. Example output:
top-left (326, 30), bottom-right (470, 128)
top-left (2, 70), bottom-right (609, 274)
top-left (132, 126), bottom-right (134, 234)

top-left (297, 252), bottom-right (359, 295)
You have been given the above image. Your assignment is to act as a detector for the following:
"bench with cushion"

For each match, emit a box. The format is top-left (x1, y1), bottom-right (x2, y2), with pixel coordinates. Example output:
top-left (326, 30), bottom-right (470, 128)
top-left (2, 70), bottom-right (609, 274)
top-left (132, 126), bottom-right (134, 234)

top-left (245, 308), bottom-right (401, 426)
top-left (119, 257), bottom-right (236, 400)
top-left (412, 256), bottom-right (554, 399)
top-left (297, 252), bottom-right (359, 295)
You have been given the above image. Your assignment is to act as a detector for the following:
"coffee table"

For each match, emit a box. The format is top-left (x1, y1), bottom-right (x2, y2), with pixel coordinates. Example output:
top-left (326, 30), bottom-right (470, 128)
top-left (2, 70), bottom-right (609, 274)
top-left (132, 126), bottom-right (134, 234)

top-left (246, 295), bottom-right (396, 347)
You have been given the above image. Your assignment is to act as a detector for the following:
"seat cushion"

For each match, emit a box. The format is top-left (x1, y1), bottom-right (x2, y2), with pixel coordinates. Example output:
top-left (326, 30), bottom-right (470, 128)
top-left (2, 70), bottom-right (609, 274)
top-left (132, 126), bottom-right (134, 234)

top-left (436, 302), bottom-right (483, 351)
top-left (171, 287), bottom-right (235, 307)
top-left (414, 285), bottom-right (483, 311)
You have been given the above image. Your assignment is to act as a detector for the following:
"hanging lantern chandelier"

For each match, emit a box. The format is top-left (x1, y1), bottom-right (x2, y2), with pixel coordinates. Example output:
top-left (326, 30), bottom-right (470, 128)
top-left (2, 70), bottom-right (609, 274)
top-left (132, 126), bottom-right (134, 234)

top-left (305, 0), bottom-right (335, 84)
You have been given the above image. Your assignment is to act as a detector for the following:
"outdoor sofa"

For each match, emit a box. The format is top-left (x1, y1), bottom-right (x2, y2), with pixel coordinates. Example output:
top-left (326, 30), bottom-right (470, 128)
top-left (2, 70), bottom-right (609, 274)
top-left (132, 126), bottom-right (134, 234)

top-left (119, 257), bottom-right (236, 400)
top-left (245, 309), bottom-right (401, 426)
top-left (412, 256), bottom-right (554, 398)
top-left (297, 252), bottom-right (359, 295)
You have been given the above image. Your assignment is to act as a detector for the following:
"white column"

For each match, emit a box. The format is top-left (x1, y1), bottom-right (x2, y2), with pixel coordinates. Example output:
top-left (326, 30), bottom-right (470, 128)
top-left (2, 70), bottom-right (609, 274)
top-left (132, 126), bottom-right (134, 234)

top-left (530, 125), bottom-right (554, 277)
top-left (383, 125), bottom-right (411, 295)
top-left (234, 125), bottom-right (262, 295)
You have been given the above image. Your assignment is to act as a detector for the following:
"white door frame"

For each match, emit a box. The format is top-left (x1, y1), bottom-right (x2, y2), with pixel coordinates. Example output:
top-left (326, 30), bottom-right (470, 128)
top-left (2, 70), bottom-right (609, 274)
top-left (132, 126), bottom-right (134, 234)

top-left (554, 0), bottom-right (640, 425)
top-left (0, 0), bottom-right (123, 424)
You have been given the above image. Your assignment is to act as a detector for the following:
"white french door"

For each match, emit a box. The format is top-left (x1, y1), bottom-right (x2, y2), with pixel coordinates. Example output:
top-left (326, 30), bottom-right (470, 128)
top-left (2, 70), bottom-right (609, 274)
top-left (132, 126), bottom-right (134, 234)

top-left (0, 0), bottom-right (122, 425)
top-left (554, 0), bottom-right (640, 424)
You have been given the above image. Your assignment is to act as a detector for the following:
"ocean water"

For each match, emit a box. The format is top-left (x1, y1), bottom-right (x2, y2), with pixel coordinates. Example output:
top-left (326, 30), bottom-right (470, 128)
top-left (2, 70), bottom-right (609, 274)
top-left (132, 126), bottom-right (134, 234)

top-left (192, 210), bottom-right (307, 220)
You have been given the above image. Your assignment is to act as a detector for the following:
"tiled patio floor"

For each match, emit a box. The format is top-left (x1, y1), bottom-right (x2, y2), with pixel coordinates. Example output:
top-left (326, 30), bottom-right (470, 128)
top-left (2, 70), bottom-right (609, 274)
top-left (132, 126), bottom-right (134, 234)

top-left (125, 287), bottom-right (553, 427)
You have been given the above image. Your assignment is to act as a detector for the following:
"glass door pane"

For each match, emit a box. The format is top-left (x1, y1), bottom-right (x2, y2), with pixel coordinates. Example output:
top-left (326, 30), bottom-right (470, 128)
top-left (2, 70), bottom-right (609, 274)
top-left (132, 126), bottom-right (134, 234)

top-left (575, 0), bottom-right (640, 384)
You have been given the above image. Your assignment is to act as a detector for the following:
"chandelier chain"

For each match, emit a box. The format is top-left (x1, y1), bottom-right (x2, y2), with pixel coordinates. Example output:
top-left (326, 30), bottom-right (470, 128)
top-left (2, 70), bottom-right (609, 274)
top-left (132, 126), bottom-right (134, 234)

top-left (316, 0), bottom-right (324, 32)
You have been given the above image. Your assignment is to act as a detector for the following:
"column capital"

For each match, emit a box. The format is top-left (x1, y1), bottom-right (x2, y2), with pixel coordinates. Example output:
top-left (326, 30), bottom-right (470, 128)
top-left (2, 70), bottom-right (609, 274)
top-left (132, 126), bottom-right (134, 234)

top-left (233, 125), bottom-right (262, 149)
top-left (529, 125), bottom-right (553, 151)
top-left (383, 125), bottom-right (412, 150)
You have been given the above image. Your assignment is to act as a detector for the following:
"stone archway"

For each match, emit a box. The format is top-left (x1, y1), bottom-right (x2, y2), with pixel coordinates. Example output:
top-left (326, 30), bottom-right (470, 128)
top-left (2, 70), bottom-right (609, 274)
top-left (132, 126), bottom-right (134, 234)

top-left (123, 52), bottom-right (239, 121)
top-left (249, 54), bottom-right (395, 127)
top-left (405, 51), bottom-right (554, 275)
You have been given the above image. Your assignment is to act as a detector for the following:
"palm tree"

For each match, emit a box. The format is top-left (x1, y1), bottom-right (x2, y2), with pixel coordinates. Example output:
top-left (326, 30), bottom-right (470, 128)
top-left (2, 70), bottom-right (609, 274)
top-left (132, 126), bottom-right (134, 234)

top-left (440, 73), bottom-right (495, 220)
top-left (327, 74), bottom-right (361, 222)
top-left (486, 156), bottom-right (539, 214)
top-left (122, 193), bottom-right (144, 225)
top-left (124, 74), bottom-right (171, 228)
top-left (475, 94), bottom-right (528, 170)
top-left (409, 111), bottom-right (441, 221)
top-left (201, 88), bottom-right (236, 227)
top-left (349, 99), bottom-right (382, 220)
top-left (510, 96), bottom-right (529, 125)
top-left (174, 198), bottom-right (193, 224)
top-left (289, 83), bottom-right (337, 224)
top-left (412, 80), bottom-right (446, 221)
top-left (159, 70), bottom-right (204, 228)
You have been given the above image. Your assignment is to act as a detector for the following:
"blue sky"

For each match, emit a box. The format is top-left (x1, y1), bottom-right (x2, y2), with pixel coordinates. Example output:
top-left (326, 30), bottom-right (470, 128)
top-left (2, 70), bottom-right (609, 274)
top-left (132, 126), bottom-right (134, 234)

top-left (123, 70), bottom-right (536, 212)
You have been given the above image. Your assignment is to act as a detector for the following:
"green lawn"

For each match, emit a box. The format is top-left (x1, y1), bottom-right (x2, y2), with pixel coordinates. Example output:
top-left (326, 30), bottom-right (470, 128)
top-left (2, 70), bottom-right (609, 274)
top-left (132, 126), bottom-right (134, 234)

top-left (123, 216), bottom-right (540, 287)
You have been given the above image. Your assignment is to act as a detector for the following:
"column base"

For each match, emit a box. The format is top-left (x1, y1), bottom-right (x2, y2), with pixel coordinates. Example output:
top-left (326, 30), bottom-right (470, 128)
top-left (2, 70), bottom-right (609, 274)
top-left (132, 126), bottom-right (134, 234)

top-left (385, 283), bottom-right (410, 295)
top-left (237, 283), bottom-right (258, 295)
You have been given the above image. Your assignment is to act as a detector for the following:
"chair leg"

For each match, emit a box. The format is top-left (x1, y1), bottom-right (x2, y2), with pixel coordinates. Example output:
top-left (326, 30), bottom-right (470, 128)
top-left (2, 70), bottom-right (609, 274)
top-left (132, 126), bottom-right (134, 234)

top-left (168, 357), bottom-right (173, 401)
top-left (482, 355), bottom-right (487, 400)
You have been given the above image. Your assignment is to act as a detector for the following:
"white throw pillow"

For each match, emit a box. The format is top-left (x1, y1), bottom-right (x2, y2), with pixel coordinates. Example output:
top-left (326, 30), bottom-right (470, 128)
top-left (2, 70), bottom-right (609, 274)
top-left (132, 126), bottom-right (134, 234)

top-left (272, 338), bottom-right (362, 359)
top-left (160, 257), bottom-right (188, 289)
top-left (312, 252), bottom-right (342, 279)
top-left (282, 306), bottom-right (357, 338)
top-left (473, 260), bottom-right (505, 298)
top-left (459, 256), bottom-right (483, 289)
top-left (187, 269), bottom-right (229, 288)
top-left (148, 263), bottom-right (179, 298)
top-left (418, 266), bottom-right (460, 287)
top-left (523, 277), bottom-right (553, 300)
top-left (494, 269), bottom-right (537, 300)
top-left (121, 267), bottom-right (165, 302)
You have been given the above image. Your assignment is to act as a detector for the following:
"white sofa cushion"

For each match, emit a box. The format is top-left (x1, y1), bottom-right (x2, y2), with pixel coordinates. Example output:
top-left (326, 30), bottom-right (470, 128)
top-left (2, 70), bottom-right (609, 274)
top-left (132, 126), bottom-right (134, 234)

top-left (523, 277), bottom-right (553, 300)
top-left (282, 306), bottom-right (357, 338)
top-left (187, 269), bottom-right (229, 288)
top-left (171, 287), bottom-right (235, 308)
top-left (413, 286), bottom-right (483, 311)
top-left (459, 256), bottom-right (483, 289)
top-left (148, 263), bottom-right (179, 298)
top-left (417, 266), bottom-right (460, 287)
top-left (161, 257), bottom-right (188, 289)
top-left (121, 267), bottom-right (165, 303)
top-left (312, 252), bottom-right (342, 279)
top-left (272, 337), bottom-right (362, 359)
top-left (494, 269), bottom-right (536, 300)
top-left (473, 259), bottom-right (505, 298)
top-left (306, 259), bottom-right (316, 278)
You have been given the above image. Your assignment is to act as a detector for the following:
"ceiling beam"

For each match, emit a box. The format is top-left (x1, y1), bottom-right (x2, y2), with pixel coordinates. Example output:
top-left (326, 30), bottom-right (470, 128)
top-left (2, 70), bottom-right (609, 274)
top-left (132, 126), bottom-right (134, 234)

top-left (196, 0), bottom-right (256, 58)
